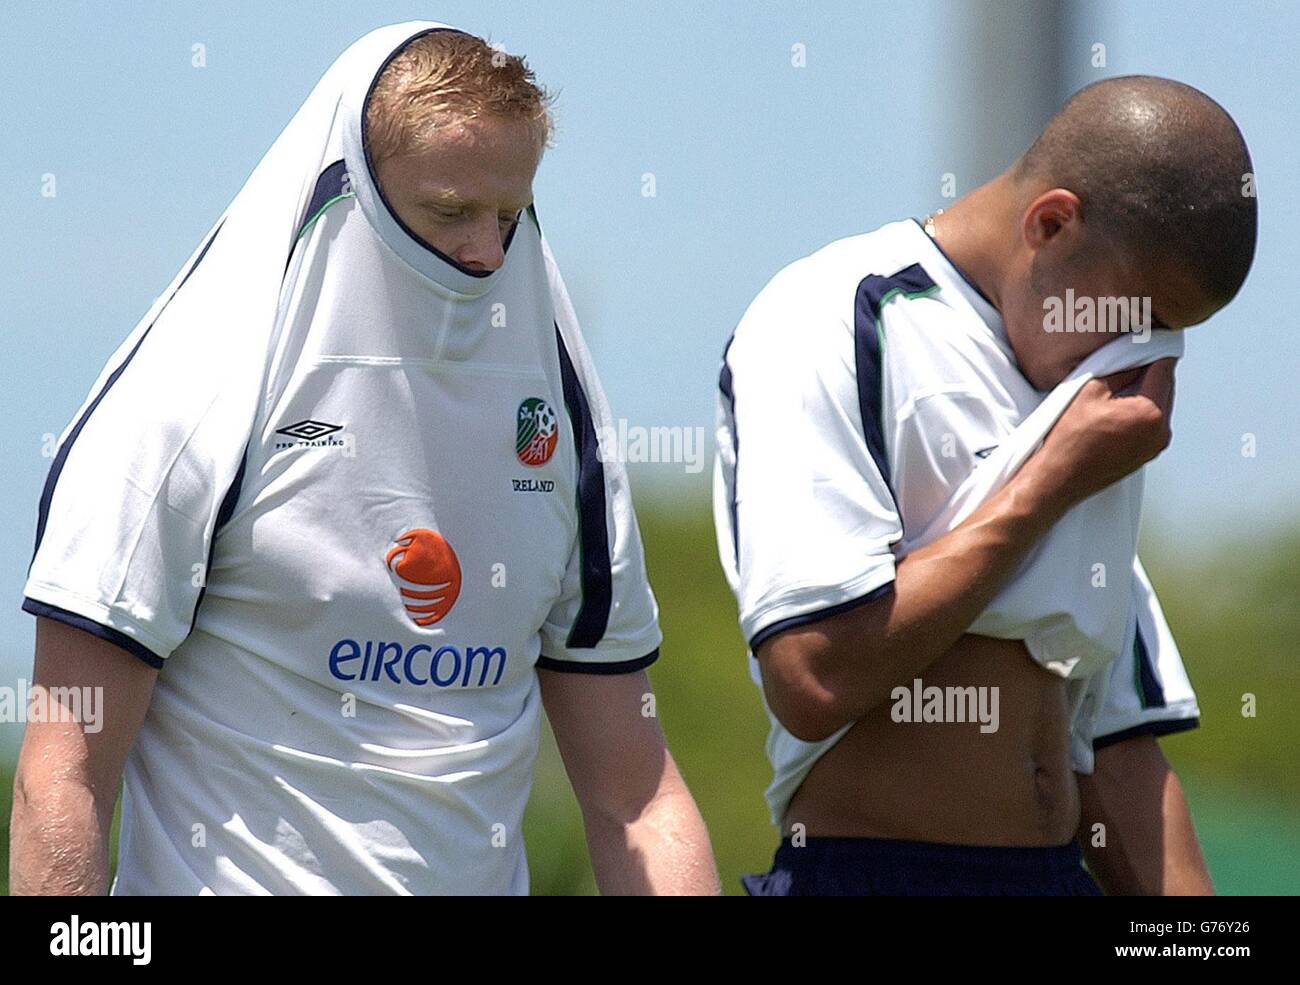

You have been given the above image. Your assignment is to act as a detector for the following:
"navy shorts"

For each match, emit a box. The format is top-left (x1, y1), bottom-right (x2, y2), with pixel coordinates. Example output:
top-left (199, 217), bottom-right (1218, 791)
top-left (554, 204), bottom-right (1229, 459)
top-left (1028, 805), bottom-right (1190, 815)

top-left (741, 835), bottom-right (1104, 896)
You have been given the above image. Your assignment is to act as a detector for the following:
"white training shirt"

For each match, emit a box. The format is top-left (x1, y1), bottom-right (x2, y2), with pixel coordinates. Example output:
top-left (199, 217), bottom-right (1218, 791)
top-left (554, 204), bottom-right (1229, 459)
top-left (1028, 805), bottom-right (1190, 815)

top-left (23, 21), bottom-right (661, 894)
top-left (905, 325), bottom-right (1186, 681)
top-left (713, 218), bottom-right (1199, 828)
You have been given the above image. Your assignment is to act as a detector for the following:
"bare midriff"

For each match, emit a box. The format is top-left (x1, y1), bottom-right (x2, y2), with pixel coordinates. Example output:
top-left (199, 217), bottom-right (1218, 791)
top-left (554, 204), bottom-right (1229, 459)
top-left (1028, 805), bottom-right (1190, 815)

top-left (783, 634), bottom-right (1079, 846)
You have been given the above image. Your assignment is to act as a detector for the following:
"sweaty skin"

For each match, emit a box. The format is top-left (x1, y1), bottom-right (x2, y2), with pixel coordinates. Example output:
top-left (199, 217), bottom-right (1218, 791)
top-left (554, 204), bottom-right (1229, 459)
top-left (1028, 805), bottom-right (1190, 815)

top-left (763, 166), bottom-right (1214, 868)
top-left (373, 114), bottom-right (541, 273)
top-left (787, 636), bottom-right (1077, 846)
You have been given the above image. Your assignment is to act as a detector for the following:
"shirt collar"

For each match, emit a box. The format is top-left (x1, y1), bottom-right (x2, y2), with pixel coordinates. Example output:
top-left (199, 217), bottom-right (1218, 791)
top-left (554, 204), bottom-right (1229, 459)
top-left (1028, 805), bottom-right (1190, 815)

top-left (341, 25), bottom-right (514, 300)
top-left (908, 217), bottom-right (1009, 351)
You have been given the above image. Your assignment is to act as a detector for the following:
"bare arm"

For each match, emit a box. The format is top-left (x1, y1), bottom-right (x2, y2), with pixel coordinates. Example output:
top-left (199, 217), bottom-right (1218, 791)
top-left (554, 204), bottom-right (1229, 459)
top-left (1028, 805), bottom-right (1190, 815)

top-left (1077, 735), bottom-right (1214, 895)
top-left (9, 616), bottom-right (158, 895)
top-left (759, 359), bottom-right (1177, 741)
top-left (538, 667), bottom-right (720, 895)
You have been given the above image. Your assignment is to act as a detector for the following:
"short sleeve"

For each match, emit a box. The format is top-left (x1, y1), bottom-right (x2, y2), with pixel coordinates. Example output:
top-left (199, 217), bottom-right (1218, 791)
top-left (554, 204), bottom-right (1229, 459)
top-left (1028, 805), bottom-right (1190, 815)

top-left (715, 276), bottom-right (902, 653)
top-left (1066, 560), bottom-right (1200, 774)
top-left (535, 311), bottom-right (661, 675)
top-left (1086, 560), bottom-right (1200, 753)
top-left (22, 223), bottom-right (255, 669)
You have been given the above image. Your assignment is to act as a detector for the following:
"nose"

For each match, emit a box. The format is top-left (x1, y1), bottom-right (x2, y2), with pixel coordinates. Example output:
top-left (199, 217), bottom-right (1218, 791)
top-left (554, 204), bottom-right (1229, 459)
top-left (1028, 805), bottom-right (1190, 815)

top-left (454, 215), bottom-right (507, 273)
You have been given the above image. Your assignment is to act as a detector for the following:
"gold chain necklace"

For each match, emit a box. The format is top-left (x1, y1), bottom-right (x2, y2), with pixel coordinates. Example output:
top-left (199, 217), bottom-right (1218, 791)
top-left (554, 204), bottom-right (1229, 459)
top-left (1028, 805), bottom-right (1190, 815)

top-left (923, 208), bottom-right (944, 239)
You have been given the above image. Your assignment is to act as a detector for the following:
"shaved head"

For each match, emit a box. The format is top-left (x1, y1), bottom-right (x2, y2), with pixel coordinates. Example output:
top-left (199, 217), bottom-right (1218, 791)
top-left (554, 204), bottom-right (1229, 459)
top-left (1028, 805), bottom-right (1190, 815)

top-left (1016, 75), bottom-right (1257, 308)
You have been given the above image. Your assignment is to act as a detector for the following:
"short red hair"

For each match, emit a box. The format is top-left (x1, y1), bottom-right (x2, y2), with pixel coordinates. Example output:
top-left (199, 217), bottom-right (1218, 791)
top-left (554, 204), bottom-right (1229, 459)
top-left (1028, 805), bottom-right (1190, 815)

top-left (364, 30), bottom-right (554, 170)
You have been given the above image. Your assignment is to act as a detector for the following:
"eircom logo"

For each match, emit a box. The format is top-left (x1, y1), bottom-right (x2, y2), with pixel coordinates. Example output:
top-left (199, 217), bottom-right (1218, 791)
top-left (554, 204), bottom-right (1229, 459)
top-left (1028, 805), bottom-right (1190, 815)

top-left (326, 527), bottom-right (507, 689)
top-left (386, 528), bottom-right (461, 626)
top-left (328, 638), bottom-right (506, 688)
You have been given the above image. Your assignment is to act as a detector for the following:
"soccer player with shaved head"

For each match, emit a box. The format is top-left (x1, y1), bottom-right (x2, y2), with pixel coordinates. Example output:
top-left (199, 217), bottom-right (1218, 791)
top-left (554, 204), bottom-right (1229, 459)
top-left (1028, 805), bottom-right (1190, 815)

top-left (716, 76), bottom-right (1256, 895)
top-left (13, 22), bottom-right (719, 895)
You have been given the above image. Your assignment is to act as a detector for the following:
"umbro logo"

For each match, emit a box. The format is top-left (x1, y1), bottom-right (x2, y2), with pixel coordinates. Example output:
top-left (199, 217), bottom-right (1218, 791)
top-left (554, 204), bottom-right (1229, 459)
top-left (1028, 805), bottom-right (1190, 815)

top-left (974, 445), bottom-right (999, 459)
top-left (276, 419), bottom-right (343, 440)
top-left (272, 418), bottom-right (350, 453)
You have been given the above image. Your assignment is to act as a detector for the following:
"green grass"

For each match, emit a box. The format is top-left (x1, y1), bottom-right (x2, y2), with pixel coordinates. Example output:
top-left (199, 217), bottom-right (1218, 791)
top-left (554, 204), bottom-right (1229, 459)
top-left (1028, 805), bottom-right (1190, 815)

top-left (520, 501), bottom-right (1300, 894)
top-left (524, 497), bottom-right (775, 894)
top-left (4, 498), bottom-right (1296, 895)
top-left (1139, 525), bottom-right (1300, 804)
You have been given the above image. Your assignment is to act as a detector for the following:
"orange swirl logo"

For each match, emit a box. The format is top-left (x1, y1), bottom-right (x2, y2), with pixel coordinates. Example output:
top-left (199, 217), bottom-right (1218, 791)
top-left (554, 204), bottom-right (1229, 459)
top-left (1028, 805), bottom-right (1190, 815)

top-left (386, 528), bottom-right (462, 626)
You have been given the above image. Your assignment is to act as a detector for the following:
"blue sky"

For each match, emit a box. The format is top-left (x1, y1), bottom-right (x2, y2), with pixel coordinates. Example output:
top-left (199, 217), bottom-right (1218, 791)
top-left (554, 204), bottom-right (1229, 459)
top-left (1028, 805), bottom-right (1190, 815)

top-left (2, 1), bottom-right (1297, 695)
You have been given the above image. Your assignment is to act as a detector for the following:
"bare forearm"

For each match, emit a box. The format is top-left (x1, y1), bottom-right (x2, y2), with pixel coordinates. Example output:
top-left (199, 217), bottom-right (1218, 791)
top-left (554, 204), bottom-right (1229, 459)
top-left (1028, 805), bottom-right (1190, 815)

top-left (875, 464), bottom-right (1068, 680)
top-left (10, 755), bottom-right (112, 895)
top-left (1156, 773), bottom-right (1216, 895)
top-left (583, 761), bottom-right (720, 896)
top-left (760, 364), bottom-right (1179, 742)
top-left (765, 463), bottom-right (1069, 734)
top-left (1077, 737), bottom-right (1214, 895)
top-left (13, 620), bottom-right (159, 895)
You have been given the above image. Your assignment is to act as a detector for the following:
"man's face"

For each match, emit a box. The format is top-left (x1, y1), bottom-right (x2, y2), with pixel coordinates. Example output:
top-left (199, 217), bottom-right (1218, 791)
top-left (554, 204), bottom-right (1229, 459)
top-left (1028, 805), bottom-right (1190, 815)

top-left (1002, 226), bottom-right (1222, 391)
top-left (374, 114), bottom-right (543, 273)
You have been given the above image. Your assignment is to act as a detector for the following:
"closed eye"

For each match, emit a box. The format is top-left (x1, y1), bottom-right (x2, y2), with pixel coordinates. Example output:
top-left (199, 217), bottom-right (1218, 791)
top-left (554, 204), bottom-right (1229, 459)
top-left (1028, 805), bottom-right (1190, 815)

top-left (425, 204), bottom-right (463, 221)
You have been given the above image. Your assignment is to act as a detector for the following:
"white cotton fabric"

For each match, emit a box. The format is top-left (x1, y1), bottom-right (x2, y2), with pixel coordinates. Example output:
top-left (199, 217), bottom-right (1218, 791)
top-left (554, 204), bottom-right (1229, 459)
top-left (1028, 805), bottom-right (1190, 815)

top-left (714, 219), bottom-right (1198, 827)
top-left (24, 21), bottom-right (660, 894)
top-left (903, 328), bottom-right (1184, 681)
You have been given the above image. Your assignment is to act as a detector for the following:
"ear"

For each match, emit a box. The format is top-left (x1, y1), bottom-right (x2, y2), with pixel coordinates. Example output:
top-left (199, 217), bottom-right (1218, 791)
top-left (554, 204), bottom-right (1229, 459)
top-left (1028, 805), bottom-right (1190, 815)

top-left (1021, 188), bottom-right (1083, 254)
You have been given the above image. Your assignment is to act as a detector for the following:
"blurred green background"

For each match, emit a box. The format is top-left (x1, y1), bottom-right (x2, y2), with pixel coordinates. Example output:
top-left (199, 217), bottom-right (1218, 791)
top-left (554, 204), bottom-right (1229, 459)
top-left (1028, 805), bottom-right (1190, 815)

top-left (527, 496), bottom-right (1300, 895)
top-left (4, 0), bottom-right (1300, 899)
top-left (3, 492), bottom-right (1296, 895)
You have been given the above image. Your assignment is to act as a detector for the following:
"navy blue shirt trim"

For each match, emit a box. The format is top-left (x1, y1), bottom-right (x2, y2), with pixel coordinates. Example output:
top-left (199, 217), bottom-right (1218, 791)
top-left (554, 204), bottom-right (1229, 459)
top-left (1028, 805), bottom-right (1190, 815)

top-left (1093, 716), bottom-right (1199, 751)
top-left (286, 159), bottom-right (350, 271)
top-left (852, 263), bottom-right (937, 493)
top-left (29, 218), bottom-right (226, 576)
top-left (359, 27), bottom-right (519, 279)
top-left (22, 597), bottom-right (165, 670)
top-left (749, 580), bottom-right (895, 654)
top-left (718, 336), bottom-right (740, 564)
top-left (186, 442), bottom-right (250, 636)
top-left (555, 324), bottom-right (613, 649)
top-left (535, 648), bottom-right (660, 675)
top-left (1134, 622), bottom-right (1167, 709)
top-left (910, 216), bottom-right (999, 310)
